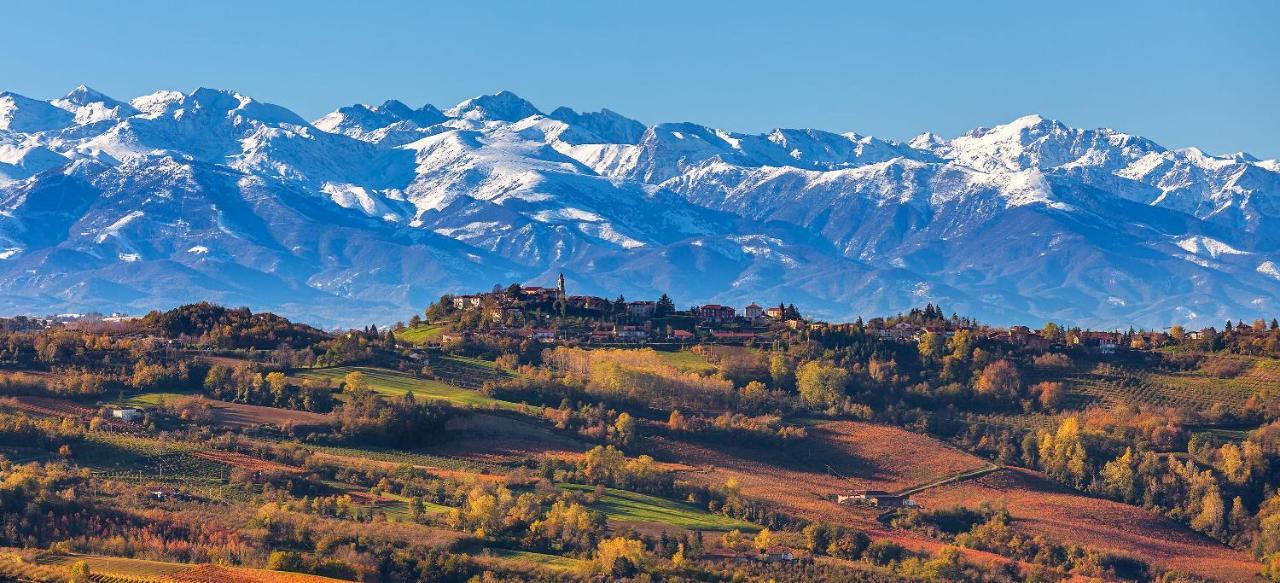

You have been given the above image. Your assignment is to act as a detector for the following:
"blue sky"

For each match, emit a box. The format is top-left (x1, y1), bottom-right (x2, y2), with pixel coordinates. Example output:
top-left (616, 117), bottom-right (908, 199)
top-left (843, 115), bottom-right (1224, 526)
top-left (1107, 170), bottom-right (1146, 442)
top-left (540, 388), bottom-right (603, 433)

top-left (5, 0), bottom-right (1277, 157)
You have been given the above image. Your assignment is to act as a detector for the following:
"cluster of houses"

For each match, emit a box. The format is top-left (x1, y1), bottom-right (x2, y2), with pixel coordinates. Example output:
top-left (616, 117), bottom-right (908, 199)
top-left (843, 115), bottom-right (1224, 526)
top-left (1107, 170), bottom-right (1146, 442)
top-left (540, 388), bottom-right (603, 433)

top-left (444, 275), bottom-right (809, 345)
top-left (865, 320), bottom-right (1135, 355)
top-left (440, 275), bottom-right (1251, 353)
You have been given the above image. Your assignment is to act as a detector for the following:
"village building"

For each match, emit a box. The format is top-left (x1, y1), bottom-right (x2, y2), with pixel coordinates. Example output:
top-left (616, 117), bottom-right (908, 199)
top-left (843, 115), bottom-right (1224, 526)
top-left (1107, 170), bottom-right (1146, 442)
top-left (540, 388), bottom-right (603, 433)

top-left (439, 331), bottom-right (471, 344)
top-left (615, 325), bottom-right (649, 342)
top-left (452, 295), bottom-right (484, 310)
top-left (744, 303), bottom-right (764, 320)
top-left (568, 295), bottom-right (610, 311)
top-left (626, 301), bottom-right (657, 318)
top-left (695, 304), bottom-right (736, 323)
top-left (765, 306), bottom-right (785, 319)
top-left (1187, 327), bottom-right (1216, 340)
top-left (874, 321), bottom-right (918, 341)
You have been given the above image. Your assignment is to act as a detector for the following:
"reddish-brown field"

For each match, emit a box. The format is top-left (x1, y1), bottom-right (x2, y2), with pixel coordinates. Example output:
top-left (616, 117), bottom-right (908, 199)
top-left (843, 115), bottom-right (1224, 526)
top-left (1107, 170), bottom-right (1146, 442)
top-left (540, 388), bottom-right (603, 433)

top-left (162, 564), bottom-right (348, 582)
top-left (648, 419), bottom-right (988, 519)
top-left (914, 467), bottom-right (1261, 582)
top-left (1, 395), bottom-right (96, 417)
top-left (193, 450), bottom-right (304, 474)
top-left (196, 398), bottom-right (332, 432)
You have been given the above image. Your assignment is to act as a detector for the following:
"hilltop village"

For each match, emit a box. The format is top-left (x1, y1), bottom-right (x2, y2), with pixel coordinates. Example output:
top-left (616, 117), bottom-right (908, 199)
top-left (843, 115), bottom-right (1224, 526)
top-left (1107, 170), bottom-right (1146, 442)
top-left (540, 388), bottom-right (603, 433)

top-left (427, 274), bottom-right (1174, 353)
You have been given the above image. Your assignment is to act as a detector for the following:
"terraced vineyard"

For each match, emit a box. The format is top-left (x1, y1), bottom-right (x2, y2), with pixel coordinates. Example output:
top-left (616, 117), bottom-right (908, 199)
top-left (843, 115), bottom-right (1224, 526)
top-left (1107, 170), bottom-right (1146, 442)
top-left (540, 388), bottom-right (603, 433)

top-left (75, 434), bottom-right (230, 485)
top-left (1060, 360), bottom-right (1263, 412)
top-left (432, 355), bottom-right (509, 389)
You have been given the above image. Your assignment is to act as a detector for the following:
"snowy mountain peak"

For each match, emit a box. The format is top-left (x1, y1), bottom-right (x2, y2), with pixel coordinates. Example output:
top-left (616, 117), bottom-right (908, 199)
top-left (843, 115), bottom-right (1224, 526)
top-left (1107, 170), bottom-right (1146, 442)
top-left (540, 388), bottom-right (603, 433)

top-left (146, 87), bottom-right (310, 128)
top-left (59, 85), bottom-right (118, 107)
top-left (445, 90), bottom-right (542, 122)
top-left (3, 85), bottom-right (1279, 329)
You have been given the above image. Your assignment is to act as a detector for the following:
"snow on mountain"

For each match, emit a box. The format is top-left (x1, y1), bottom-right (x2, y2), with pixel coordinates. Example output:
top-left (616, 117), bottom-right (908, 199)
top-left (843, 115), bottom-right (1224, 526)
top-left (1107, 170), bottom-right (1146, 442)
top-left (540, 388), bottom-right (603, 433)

top-left (444, 90), bottom-right (542, 122)
top-left (0, 91), bottom-right (75, 133)
top-left (1, 86), bottom-right (1278, 328)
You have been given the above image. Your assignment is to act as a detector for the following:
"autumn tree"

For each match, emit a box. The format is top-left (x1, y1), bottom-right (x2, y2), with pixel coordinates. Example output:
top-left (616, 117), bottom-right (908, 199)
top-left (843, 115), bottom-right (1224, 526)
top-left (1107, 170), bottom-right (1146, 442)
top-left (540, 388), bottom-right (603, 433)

top-left (917, 331), bottom-right (945, 360)
top-left (975, 360), bottom-right (1022, 399)
top-left (796, 361), bottom-right (849, 407)
top-left (592, 537), bottom-right (647, 577)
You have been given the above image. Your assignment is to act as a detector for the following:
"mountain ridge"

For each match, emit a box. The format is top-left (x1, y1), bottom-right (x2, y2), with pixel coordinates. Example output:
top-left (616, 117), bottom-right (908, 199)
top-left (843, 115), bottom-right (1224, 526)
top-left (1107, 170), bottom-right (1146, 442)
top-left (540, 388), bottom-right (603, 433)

top-left (2, 85), bottom-right (1278, 328)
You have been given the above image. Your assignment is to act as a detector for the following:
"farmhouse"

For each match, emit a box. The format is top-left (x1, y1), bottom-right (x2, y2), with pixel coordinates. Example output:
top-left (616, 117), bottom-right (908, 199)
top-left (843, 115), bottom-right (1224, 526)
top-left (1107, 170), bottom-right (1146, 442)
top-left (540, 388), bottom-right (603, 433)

top-left (110, 407), bottom-right (143, 423)
top-left (836, 489), bottom-right (919, 508)
top-left (760, 546), bottom-right (803, 563)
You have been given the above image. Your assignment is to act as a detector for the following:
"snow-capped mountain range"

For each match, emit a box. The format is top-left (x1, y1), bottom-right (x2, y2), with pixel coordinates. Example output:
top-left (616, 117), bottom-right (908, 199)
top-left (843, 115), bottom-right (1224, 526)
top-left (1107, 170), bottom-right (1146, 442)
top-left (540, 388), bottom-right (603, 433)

top-left (3, 85), bottom-right (1278, 328)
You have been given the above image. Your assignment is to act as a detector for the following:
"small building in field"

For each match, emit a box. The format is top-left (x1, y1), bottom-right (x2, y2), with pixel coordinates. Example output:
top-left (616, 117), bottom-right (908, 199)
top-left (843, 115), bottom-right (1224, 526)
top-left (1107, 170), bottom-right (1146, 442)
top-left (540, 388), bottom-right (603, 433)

top-left (759, 546), bottom-right (802, 562)
top-left (836, 489), bottom-right (918, 508)
top-left (111, 408), bottom-right (143, 423)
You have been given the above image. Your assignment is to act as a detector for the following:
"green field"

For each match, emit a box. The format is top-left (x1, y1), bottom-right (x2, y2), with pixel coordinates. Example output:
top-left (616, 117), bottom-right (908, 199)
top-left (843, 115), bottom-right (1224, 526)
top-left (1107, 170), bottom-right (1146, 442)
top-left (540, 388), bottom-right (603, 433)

top-left (120, 391), bottom-right (193, 407)
top-left (562, 483), bottom-right (758, 531)
top-left (397, 324), bottom-right (448, 344)
top-left (655, 350), bottom-right (717, 374)
top-left (293, 366), bottom-right (531, 411)
top-left (479, 548), bottom-right (584, 571)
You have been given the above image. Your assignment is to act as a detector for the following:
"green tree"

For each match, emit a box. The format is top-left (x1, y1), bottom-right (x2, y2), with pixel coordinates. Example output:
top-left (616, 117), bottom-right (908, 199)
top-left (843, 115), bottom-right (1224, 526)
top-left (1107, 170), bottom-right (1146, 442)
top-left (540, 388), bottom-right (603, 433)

top-left (656, 293), bottom-right (675, 316)
top-left (1100, 447), bottom-right (1137, 502)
